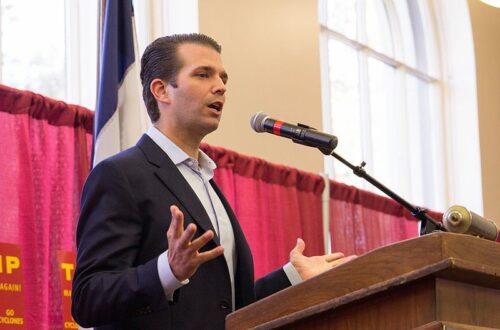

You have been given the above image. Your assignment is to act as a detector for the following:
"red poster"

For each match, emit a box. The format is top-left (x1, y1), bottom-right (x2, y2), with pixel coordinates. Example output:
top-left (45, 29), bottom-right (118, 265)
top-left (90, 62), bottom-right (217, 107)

top-left (0, 243), bottom-right (25, 329)
top-left (56, 251), bottom-right (79, 330)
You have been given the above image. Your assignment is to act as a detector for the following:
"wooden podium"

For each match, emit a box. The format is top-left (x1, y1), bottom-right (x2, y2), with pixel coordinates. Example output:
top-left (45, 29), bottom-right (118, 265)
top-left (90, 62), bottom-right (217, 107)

top-left (226, 232), bottom-right (500, 329)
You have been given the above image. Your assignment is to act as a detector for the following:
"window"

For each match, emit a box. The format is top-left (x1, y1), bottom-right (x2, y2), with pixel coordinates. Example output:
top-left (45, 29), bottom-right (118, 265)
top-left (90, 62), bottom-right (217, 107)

top-left (0, 0), bottom-right (98, 109)
top-left (0, 0), bottom-right (196, 110)
top-left (319, 0), bottom-right (446, 210)
top-left (0, 0), bottom-right (66, 99)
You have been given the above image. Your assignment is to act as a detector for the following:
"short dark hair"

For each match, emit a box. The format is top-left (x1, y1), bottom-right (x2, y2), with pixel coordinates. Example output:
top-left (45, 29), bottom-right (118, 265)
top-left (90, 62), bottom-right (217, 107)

top-left (140, 33), bottom-right (222, 122)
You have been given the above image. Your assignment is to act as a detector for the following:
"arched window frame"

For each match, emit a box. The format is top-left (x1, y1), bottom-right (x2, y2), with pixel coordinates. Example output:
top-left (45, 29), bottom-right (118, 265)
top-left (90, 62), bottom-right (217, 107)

top-left (318, 0), bottom-right (481, 212)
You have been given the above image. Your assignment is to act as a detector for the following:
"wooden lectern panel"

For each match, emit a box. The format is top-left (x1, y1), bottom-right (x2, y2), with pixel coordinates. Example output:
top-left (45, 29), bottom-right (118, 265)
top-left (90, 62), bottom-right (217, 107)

top-left (274, 278), bottom-right (500, 329)
top-left (436, 279), bottom-right (500, 328)
top-left (226, 233), bottom-right (500, 330)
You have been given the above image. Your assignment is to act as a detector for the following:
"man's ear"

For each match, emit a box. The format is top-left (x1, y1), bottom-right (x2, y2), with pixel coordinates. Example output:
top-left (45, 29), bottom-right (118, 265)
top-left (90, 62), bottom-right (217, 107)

top-left (150, 79), bottom-right (170, 104)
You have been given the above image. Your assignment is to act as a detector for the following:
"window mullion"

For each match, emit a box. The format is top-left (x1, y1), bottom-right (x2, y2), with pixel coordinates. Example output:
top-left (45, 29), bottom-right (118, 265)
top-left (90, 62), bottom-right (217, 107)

top-left (383, 0), bottom-right (401, 60)
top-left (357, 0), bottom-right (367, 43)
top-left (357, 0), bottom-right (374, 189)
top-left (65, 0), bottom-right (81, 105)
top-left (394, 69), bottom-right (413, 201)
top-left (319, 33), bottom-right (335, 177)
top-left (358, 56), bottom-right (373, 190)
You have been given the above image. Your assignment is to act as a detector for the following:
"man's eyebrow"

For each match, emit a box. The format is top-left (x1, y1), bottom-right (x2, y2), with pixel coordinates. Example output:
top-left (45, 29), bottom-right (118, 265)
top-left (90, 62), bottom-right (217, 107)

top-left (196, 66), bottom-right (229, 82)
top-left (195, 66), bottom-right (216, 73)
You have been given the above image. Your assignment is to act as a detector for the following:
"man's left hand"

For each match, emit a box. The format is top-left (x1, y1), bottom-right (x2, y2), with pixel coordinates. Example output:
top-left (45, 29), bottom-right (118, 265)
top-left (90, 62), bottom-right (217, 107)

top-left (289, 238), bottom-right (356, 280)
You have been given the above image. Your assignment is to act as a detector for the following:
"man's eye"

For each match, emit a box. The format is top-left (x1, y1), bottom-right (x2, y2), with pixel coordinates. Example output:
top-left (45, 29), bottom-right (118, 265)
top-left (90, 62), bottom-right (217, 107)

top-left (196, 73), bottom-right (209, 78)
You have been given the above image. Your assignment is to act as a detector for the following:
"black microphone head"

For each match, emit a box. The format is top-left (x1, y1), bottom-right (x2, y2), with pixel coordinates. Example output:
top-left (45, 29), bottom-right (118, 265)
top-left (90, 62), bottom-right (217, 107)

top-left (250, 112), bottom-right (269, 132)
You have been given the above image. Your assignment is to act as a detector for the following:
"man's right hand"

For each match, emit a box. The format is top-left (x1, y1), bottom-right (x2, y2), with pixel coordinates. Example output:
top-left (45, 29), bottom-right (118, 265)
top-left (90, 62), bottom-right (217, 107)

top-left (166, 205), bottom-right (224, 281)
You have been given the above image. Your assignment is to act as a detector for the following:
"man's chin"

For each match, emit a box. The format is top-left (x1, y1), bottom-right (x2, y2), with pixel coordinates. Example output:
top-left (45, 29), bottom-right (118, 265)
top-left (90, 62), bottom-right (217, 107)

top-left (199, 120), bottom-right (220, 137)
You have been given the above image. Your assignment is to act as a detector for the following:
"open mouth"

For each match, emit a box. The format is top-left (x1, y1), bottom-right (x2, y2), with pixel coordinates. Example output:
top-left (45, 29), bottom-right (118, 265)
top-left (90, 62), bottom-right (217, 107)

top-left (208, 102), bottom-right (223, 111)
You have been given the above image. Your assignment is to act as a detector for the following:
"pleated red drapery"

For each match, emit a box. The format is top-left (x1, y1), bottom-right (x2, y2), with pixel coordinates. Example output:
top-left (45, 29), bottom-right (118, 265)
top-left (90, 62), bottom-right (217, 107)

top-left (329, 180), bottom-right (442, 255)
top-left (0, 84), bottom-right (93, 329)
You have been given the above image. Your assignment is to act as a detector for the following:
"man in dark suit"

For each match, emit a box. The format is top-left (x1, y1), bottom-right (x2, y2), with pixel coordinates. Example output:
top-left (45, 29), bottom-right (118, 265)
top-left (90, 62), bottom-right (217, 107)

top-left (72, 33), bottom-right (353, 329)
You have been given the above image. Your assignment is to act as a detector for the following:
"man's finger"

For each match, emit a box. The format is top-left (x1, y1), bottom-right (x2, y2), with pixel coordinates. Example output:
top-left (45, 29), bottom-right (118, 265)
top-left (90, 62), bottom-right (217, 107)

top-left (333, 255), bottom-right (357, 265)
top-left (197, 246), bottom-right (225, 264)
top-left (177, 223), bottom-right (197, 248)
top-left (324, 252), bottom-right (345, 262)
top-left (290, 238), bottom-right (306, 256)
top-left (169, 205), bottom-right (184, 239)
top-left (189, 230), bottom-right (215, 251)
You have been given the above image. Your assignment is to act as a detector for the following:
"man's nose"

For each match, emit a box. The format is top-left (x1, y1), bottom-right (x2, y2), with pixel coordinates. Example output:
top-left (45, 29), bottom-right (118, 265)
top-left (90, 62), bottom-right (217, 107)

top-left (212, 77), bottom-right (226, 95)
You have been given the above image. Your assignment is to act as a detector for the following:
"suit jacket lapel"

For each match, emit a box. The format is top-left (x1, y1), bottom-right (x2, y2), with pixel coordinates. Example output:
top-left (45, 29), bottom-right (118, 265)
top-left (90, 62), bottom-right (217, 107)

top-left (137, 134), bottom-right (220, 245)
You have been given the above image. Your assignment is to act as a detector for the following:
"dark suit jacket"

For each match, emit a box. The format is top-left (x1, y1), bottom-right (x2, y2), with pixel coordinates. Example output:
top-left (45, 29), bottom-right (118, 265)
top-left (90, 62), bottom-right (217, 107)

top-left (72, 135), bottom-right (290, 329)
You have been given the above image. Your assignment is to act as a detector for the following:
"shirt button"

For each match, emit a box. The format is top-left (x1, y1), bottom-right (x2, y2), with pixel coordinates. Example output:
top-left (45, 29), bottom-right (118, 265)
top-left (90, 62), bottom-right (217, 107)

top-left (220, 300), bottom-right (230, 310)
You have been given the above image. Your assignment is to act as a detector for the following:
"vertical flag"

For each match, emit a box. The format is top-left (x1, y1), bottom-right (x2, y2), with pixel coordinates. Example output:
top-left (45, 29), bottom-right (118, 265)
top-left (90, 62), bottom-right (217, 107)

top-left (93, 0), bottom-right (149, 167)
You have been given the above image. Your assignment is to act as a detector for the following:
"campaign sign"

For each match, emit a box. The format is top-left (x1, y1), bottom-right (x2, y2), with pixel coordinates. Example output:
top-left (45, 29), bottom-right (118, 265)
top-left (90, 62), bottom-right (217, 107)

top-left (57, 251), bottom-right (79, 329)
top-left (0, 243), bottom-right (25, 329)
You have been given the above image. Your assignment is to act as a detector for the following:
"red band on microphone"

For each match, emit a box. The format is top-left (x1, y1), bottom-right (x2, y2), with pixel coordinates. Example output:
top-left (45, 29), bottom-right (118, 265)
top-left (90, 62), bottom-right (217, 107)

top-left (273, 121), bottom-right (283, 135)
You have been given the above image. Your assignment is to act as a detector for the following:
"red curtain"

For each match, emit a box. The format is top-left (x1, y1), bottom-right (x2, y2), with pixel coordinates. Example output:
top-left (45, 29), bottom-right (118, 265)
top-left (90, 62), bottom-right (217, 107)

top-left (202, 144), bottom-right (325, 279)
top-left (0, 84), bottom-right (93, 329)
top-left (329, 180), bottom-right (442, 255)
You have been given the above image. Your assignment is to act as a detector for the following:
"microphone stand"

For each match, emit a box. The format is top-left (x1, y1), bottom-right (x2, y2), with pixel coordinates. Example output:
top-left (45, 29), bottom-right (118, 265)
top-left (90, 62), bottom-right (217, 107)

top-left (288, 122), bottom-right (445, 235)
top-left (325, 150), bottom-right (446, 235)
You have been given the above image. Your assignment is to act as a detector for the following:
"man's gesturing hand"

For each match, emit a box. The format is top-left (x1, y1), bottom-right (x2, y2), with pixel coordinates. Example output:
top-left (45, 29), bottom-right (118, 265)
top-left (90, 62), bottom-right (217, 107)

top-left (290, 238), bottom-right (357, 280)
top-left (167, 205), bottom-right (224, 281)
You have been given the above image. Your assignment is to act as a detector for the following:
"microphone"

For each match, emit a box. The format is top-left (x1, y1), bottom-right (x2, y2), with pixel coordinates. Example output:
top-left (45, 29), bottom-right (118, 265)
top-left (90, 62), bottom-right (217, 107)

top-left (250, 112), bottom-right (338, 154)
top-left (443, 205), bottom-right (499, 241)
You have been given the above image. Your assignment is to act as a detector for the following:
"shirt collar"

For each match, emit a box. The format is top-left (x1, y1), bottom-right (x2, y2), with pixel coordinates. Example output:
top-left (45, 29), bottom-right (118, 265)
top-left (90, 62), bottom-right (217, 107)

top-left (146, 126), bottom-right (217, 178)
